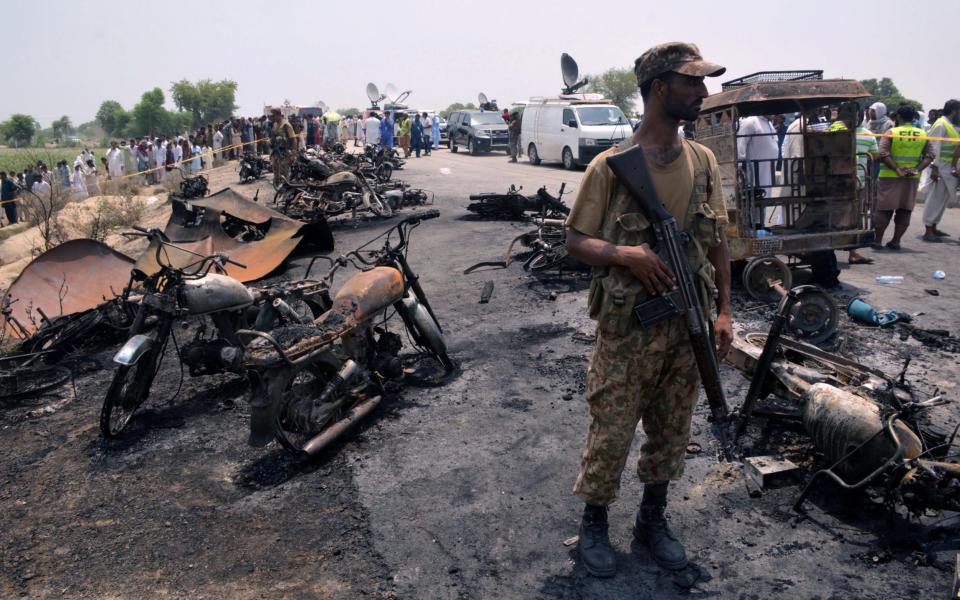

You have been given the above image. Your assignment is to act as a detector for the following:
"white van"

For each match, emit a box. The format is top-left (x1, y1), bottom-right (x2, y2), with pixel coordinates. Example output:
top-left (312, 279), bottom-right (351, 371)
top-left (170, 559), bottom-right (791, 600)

top-left (521, 96), bottom-right (632, 169)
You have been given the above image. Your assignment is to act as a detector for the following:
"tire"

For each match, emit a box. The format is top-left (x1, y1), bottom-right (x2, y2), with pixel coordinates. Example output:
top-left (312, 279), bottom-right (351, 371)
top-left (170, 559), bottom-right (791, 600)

top-left (396, 298), bottom-right (453, 371)
top-left (526, 244), bottom-right (568, 271)
top-left (528, 144), bottom-right (541, 165)
top-left (366, 189), bottom-right (392, 218)
top-left (562, 147), bottom-right (575, 170)
top-left (99, 344), bottom-right (162, 437)
top-left (376, 162), bottom-right (393, 182)
top-left (0, 365), bottom-right (72, 403)
top-left (468, 137), bottom-right (478, 156)
top-left (19, 309), bottom-right (104, 357)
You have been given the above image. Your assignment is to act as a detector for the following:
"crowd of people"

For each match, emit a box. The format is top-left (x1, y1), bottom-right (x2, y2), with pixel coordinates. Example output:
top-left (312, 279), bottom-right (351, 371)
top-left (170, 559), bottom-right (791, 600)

top-left (734, 98), bottom-right (960, 263)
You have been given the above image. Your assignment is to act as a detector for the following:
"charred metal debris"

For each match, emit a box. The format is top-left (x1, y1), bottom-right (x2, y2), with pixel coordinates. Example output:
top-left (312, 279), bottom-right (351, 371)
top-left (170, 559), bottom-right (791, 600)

top-left (726, 289), bottom-right (959, 517)
top-left (271, 147), bottom-right (429, 224)
top-left (464, 183), bottom-right (586, 276)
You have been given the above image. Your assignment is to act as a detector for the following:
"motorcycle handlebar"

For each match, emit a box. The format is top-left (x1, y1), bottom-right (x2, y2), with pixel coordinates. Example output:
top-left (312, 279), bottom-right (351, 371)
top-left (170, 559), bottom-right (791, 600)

top-left (400, 209), bottom-right (439, 225)
top-left (220, 254), bottom-right (247, 269)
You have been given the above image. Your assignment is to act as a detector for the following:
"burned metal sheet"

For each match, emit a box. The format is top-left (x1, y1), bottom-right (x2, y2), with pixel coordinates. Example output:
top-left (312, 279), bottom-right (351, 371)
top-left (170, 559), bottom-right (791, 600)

top-left (136, 188), bottom-right (333, 283)
top-left (701, 79), bottom-right (870, 117)
top-left (3, 239), bottom-right (134, 335)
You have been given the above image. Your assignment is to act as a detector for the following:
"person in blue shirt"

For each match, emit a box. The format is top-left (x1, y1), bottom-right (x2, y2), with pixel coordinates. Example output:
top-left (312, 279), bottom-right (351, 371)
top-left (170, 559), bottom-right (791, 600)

top-left (411, 114), bottom-right (424, 158)
top-left (380, 112), bottom-right (395, 148)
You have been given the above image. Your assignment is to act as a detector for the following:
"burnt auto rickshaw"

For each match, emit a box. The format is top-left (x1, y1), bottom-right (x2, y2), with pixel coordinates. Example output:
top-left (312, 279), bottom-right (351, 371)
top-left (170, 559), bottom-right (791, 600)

top-left (694, 71), bottom-right (875, 341)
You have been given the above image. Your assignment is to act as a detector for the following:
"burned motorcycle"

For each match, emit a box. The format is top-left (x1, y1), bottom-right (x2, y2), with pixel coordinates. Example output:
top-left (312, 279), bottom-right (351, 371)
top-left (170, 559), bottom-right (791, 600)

top-left (726, 320), bottom-right (960, 515)
top-left (176, 169), bottom-right (209, 200)
top-left (275, 169), bottom-right (392, 221)
top-left (238, 153), bottom-right (271, 183)
top-left (365, 144), bottom-right (404, 179)
top-left (99, 227), bottom-right (327, 438)
top-left (239, 209), bottom-right (452, 456)
top-left (467, 183), bottom-right (570, 220)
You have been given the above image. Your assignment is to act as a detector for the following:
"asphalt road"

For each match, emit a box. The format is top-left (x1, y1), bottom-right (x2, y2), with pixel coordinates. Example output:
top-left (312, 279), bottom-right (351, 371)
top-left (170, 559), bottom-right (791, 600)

top-left (1, 147), bottom-right (958, 599)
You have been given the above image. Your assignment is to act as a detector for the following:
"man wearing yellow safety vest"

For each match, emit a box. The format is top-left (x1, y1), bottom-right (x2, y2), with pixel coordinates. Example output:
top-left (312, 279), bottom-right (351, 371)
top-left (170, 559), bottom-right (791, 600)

top-left (828, 102), bottom-right (877, 264)
top-left (921, 99), bottom-right (960, 242)
top-left (873, 105), bottom-right (935, 251)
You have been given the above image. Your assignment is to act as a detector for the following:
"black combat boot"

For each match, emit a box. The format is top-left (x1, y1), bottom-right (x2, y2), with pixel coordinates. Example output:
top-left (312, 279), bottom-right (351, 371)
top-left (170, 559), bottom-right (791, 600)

top-left (632, 483), bottom-right (688, 570)
top-left (578, 504), bottom-right (616, 577)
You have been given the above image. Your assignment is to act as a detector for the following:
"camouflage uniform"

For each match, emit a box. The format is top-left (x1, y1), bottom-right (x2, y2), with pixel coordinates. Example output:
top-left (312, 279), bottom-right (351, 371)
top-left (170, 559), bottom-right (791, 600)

top-left (568, 135), bottom-right (728, 507)
top-left (270, 117), bottom-right (297, 187)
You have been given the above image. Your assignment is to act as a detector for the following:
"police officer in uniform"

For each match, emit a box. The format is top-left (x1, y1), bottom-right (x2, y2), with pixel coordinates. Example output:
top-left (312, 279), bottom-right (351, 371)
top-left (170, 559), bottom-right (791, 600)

top-left (565, 42), bottom-right (733, 577)
top-left (873, 104), bottom-right (934, 250)
top-left (269, 108), bottom-right (298, 187)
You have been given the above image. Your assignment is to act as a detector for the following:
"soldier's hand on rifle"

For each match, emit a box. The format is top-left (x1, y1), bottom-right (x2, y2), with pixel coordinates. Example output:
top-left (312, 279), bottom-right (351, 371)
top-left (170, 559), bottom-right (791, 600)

top-left (714, 312), bottom-right (733, 359)
top-left (617, 243), bottom-right (676, 296)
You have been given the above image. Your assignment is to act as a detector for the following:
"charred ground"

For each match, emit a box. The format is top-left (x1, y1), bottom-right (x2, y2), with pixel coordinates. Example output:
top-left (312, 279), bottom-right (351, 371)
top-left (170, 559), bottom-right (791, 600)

top-left (1, 152), bottom-right (958, 599)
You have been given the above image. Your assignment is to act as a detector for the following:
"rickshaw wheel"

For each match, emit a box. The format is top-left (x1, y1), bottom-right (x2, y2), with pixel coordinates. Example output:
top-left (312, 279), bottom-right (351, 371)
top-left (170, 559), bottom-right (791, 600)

top-left (788, 287), bottom-right (838, 344)
top-left (742, 256), bottom-right (792, 302)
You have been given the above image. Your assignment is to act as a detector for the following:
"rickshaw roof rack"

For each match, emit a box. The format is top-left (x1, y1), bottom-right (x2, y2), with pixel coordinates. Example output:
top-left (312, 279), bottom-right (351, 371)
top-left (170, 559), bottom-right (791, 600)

top-left (701, 78), bottom-right (870, 117)
top-left (721, 70), bottom-right (824, 90)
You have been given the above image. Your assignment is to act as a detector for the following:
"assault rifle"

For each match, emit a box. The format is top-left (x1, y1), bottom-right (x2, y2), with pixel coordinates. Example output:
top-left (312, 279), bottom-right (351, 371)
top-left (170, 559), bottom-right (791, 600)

top-left (606, 146), bottom-right (733, 461)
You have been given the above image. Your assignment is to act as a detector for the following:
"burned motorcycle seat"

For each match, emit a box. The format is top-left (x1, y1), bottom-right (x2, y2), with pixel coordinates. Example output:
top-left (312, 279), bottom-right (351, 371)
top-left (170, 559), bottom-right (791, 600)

top-left (243, 300), bottom-right (359, 367)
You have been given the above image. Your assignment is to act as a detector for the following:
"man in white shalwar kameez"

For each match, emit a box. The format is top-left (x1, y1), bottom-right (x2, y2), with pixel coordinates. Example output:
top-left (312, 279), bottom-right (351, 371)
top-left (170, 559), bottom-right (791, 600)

top-left (920, 99), bottom-right (959, 241)
top-left (106, 142), bottom-right (124, 179)
top-left (738, 115), bottom-right (780, 226)
top-left (213, 129), bottom-right (223, 161)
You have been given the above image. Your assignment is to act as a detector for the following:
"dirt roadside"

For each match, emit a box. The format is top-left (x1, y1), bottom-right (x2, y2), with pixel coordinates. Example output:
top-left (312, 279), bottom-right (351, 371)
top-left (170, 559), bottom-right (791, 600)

top-left (1, 150), bottom-right (958, 599)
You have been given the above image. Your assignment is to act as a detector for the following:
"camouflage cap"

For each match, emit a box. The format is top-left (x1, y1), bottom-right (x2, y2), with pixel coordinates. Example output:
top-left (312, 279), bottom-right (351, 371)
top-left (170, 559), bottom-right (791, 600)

top-left (634, 42), bottom-right (725, 87)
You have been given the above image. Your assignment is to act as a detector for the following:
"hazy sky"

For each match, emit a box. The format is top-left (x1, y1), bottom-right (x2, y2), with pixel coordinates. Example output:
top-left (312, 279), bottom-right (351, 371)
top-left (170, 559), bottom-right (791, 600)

top-left (4, 0), bottom-right (957, 127)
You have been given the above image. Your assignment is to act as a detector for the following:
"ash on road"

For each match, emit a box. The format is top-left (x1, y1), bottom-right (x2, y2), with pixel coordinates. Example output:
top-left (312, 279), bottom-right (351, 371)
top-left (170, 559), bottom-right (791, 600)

top-left (1, 149), bottom-right (958, 599)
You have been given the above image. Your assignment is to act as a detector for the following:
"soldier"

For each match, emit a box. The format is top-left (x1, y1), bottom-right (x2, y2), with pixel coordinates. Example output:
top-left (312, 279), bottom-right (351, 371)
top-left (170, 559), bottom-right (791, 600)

top-left (565, 42), bottom-right (733, 577)
top-left (507, 111), bottom-right (522, 163)
top-left (269, 108), bottom-right (298, 186)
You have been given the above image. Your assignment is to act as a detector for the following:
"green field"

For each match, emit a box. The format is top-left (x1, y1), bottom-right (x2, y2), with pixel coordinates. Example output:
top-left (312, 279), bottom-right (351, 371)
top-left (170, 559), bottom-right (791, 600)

top-left (0, 147), bottom-right (108, 175)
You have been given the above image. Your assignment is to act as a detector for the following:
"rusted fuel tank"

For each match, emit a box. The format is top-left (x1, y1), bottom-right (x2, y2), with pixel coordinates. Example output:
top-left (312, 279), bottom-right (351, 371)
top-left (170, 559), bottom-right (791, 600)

top-left (802, 383), bottom-right (922, 481)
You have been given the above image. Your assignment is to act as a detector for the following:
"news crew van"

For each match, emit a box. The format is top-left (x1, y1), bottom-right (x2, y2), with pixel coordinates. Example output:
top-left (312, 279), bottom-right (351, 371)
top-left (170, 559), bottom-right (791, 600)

top-left (520, 95), bottom-right (632, 169)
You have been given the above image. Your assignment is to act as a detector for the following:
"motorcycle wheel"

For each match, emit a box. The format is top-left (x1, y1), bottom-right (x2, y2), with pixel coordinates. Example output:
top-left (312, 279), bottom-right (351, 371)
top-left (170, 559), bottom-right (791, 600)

top-left (396, 298), bottom-right (453, 372)
top-left (99, 343), bottom-right (162, 437)
top-left (19, 308), bottom-right (104, 357)
top-left (366, 190), bottom-right (392, 217)
top-left (376, 163), bottom-right (393, 182)
top-left (525, 243), bottom-right (568, 271)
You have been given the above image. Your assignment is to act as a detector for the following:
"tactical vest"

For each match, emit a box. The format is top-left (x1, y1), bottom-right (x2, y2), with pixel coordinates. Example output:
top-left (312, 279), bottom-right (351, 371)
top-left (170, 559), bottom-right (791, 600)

top-left (878, 125), bottom-right (926, 178)
top-left (931, 117), bottom-right (959, 165)
top-left (587, 138), bottom-right (722, 336)
top-left (271, 120), bottom-right (293, 157)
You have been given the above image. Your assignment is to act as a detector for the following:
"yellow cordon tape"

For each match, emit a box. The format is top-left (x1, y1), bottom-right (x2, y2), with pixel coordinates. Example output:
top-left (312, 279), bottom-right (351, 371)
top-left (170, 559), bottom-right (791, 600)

top-left (107, 136), bottom-right (274, 181)
top-left (0, 137), bottom-right (280, 208)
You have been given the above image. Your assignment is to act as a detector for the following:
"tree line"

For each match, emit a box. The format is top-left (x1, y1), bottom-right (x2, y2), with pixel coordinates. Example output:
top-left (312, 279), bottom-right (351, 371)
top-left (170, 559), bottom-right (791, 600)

top-left (0, 74), bottom-right (928, 148)
top-left (0, 79), bottom-right (237, 148)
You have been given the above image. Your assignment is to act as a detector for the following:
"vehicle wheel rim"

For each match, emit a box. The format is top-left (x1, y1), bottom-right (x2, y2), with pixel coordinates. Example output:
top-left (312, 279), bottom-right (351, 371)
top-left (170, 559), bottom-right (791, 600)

top-left (108, 367), bottom-right (140, 435)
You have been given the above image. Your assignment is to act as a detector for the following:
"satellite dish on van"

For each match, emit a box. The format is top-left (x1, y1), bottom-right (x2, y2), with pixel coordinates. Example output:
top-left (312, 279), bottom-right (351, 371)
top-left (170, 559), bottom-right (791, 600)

top-left (366, 82), bottom-right (384, 107)
top-left (384, 83), bottom-right (412, 106)
top-left (561, 53), bottom-right (589, 95)
top-left (385, 83), bottom-right (399, 103)
top-left (478, 92), bottom-right (498, 112)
